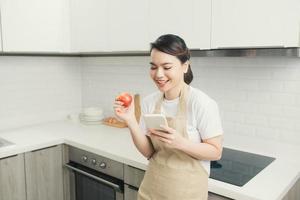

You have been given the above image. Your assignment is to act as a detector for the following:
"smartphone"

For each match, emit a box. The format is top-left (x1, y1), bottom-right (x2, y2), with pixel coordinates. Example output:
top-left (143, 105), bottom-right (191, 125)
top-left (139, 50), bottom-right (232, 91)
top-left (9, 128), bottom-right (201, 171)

top-left (143, 114), bottom-right (168, 131)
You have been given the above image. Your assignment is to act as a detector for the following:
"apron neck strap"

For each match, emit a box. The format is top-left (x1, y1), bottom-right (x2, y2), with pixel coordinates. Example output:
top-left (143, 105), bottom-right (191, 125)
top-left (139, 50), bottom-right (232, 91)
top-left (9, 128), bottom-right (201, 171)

top-left (154, 84), bottom-right (189, 117)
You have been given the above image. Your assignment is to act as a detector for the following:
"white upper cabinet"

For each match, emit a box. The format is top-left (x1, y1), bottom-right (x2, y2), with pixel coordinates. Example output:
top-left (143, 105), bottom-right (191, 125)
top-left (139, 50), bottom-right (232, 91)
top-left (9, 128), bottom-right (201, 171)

top-left (107, 0), bottom-right (149, 51)
top-left (70, 0), bottom-right (108, 52)
top-left (0, 32), bottom-right (2, 51)
top-left (2, 0), bottom-right (299, 53)
top-left (149, 0), bottom-right (211, 50)
top-left (0, 14), bottom-right (2, 51)
top-left (211, 0), bottom-right (300, 49)
top-left (0, 2), bottom-right (2, 51)
top-left (0, 0), bottom-right (70, 52)
top-left (70, 0), bottom-right (149, 52)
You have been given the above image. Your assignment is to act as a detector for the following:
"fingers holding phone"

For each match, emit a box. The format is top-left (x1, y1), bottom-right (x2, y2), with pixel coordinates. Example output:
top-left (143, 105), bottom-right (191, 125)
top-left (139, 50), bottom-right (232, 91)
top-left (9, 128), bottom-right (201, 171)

top-left (148, 126), bottom-right (186, 149)
top-left (144, 114), bottom-right (186, 148)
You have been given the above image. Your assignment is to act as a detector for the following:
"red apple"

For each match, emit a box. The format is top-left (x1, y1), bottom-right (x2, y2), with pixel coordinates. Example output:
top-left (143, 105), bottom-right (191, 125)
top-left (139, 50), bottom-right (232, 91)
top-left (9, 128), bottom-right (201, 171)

top-left (116, 92), bottom-right (132, 108)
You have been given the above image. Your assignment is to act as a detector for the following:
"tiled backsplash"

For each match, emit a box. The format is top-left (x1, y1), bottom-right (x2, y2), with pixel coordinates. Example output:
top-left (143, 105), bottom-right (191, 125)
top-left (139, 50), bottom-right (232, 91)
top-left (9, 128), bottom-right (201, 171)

top-left (0, 56), bottom-right (82, 131)
top-left (0, 55), bottom-right (299, 145)
top-left (81, 56), bottom-right (300, 145)
top-left (81, 57), bottom-right (155, 110)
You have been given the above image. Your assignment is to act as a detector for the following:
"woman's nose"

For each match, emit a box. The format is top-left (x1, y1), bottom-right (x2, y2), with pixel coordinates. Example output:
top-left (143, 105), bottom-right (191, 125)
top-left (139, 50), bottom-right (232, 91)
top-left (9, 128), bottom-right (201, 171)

top-left (155, 67), bottom-right (164, 78)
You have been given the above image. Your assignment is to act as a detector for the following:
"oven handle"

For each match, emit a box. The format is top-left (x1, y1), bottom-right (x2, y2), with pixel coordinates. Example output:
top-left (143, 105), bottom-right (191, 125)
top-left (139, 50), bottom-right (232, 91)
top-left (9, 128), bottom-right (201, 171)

top-left (64, 163), bottom-right (122, 192)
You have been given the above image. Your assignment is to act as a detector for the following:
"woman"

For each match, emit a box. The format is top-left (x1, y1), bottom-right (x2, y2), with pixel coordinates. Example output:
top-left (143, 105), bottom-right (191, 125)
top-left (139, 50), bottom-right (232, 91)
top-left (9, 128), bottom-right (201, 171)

top-left (114, 34), bottom-right (223, 200)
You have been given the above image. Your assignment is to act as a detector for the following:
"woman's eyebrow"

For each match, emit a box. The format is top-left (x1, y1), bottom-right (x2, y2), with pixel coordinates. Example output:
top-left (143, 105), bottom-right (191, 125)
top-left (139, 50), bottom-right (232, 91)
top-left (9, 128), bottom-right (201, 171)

top-left (149, 62), bottom-right (173, 66)
top-left (149, 62), bottom-right (157, 66)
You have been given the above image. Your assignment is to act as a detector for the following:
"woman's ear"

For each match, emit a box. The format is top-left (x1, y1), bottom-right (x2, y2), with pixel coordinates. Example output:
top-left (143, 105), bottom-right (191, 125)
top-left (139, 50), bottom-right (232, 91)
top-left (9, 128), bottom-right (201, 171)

top-left (183, 61), bottom-right (189, 73)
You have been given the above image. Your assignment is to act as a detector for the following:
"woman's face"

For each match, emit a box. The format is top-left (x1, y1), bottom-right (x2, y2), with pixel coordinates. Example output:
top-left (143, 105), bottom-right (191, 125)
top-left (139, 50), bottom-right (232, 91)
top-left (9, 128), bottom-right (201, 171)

top-left (150, 48), bottom-right (188, 96)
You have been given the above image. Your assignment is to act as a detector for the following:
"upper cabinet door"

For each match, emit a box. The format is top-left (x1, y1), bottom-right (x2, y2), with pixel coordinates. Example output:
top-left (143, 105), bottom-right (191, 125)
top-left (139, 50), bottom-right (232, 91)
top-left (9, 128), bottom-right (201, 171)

top-left (0, 13), bottom-right (2, 51)
top-left (0, 0), bottom-right (70, 52)
top-left (149, 0), bottom-right (211, 50)
top-left (107, 0), bottom-right (149, 51)
top-left (0, 2), bottom-right (3, 51)
top-left (211, 0), bottom-right (300, 49)
top-left (70, 0), bottom-right (108, 52)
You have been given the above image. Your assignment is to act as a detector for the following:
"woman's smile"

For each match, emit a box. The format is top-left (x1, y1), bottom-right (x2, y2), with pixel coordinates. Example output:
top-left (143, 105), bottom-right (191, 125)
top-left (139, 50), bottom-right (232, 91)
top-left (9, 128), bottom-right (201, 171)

top-left (155, 79), bottom-right (170, 88)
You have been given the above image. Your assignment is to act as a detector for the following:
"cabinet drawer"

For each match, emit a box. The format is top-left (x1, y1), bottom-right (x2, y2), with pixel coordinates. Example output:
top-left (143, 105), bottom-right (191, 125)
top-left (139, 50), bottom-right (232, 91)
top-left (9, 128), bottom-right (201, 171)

top-left (124, 184), bottom-right (138, 200)
top-left (124, 165), bottom-right (145, 188)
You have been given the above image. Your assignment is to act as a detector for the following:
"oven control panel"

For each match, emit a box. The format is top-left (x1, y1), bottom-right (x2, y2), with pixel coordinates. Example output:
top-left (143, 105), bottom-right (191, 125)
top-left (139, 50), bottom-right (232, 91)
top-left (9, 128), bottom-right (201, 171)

top-left (68, 146), bottom-right (124, 180)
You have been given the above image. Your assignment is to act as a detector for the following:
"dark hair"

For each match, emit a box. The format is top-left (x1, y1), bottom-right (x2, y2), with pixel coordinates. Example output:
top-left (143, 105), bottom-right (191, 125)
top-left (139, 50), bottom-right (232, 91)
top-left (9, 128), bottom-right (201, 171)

top-left (150, 34), bottom-right (193, 85)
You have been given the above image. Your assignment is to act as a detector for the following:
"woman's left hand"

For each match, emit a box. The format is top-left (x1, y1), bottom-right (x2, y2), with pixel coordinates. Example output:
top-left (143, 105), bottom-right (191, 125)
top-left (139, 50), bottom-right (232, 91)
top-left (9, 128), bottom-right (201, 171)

top-left (148, 125), bottom-right (187, 149)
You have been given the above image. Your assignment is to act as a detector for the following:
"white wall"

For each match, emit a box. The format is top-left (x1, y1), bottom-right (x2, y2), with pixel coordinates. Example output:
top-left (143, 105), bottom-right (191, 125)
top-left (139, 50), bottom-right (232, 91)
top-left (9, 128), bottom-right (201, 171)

top-left (0, 55), bottom-right (299, 146)
top-left (0, 56), bottom-right (82, 131)
top-left (81, 56), bottom-right (155, 110)
top-left (81, 56), bottom-right (300, 145)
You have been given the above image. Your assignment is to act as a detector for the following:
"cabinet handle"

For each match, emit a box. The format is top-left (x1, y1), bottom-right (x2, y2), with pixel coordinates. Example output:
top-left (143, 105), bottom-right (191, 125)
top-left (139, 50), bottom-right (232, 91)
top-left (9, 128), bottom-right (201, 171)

top-left (127, 184), bottom-right (139, 191)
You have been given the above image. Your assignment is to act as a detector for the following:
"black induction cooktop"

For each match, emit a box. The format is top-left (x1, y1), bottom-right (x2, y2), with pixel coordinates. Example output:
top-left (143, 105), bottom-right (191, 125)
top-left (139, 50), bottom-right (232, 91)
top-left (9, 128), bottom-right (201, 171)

top-left (209, 147), bottom-right (275, 187)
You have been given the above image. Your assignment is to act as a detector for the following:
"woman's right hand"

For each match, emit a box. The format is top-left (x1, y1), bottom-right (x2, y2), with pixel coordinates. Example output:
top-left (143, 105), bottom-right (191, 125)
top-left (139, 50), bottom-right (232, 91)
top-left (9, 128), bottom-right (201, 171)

top-left (113, 95), bottom-right (136, 124)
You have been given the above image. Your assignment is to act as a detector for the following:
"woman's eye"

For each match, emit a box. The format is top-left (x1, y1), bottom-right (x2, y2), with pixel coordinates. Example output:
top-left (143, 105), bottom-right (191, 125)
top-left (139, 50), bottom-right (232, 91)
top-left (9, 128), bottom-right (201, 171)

top-left (150, 65), bottom-right (157, 70)
top-left (164, 67), bottom-right (172, 70)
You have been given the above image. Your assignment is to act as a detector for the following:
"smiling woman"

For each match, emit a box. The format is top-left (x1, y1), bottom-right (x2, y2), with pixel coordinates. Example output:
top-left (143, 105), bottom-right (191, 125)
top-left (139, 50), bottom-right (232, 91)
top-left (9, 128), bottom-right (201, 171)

top-left (113, 34), bottom-right (223, 200)
top-left (149, 48), bottom-right (189, 100)
top-left (149, 36), bottom-right (194, 100)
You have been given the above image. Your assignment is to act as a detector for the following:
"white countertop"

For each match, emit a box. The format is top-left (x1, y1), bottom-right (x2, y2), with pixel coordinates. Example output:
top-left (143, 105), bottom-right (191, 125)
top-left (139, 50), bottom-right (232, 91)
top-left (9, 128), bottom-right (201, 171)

top-left (0, 120), bottom-right (299, 200)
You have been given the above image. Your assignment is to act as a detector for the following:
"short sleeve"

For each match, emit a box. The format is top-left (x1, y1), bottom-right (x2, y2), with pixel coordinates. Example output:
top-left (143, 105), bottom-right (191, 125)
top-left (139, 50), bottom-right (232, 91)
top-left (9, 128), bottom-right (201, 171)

top-left (197, 100), bottom-right (223, 140)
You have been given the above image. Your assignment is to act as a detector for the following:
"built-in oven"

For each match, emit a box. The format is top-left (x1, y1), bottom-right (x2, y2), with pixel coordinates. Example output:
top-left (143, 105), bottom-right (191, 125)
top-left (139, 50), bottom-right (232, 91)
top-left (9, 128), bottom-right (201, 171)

top-left (64, 146), bottom-right (124, 200)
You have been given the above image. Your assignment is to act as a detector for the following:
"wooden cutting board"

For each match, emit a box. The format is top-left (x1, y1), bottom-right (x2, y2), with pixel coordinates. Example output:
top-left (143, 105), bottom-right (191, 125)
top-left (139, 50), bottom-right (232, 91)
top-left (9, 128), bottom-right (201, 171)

top-left (102, 117), bottom-right (127, 128)
top-left (102, 94), bottom-right (141, 128)
top-left (134, 94), bottom-right (141, 122)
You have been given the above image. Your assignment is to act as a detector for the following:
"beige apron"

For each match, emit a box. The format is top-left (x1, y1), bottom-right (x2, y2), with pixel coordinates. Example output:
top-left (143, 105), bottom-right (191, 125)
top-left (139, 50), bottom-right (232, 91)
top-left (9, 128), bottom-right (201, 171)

top-left (138, 84), bottom-right (208, 200)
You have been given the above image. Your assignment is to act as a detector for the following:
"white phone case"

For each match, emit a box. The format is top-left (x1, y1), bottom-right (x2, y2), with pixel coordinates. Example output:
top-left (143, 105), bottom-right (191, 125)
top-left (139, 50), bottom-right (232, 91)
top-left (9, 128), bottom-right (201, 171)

top-left (143, 114), bottom-right (168, 131)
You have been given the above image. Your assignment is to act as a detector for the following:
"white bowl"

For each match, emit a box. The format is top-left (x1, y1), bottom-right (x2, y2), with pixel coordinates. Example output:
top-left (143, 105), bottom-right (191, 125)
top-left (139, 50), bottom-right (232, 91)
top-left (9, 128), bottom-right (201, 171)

top-left (82, 107), bottom-right (103, 116)
top-left (79, 113), bottom-right (103, 121)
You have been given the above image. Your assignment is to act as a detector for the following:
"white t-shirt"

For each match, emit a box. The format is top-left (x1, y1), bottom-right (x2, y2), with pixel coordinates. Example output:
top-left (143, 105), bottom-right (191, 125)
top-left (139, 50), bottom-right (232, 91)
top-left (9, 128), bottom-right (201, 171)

top-left (139, 86), bottom-right (223, 174)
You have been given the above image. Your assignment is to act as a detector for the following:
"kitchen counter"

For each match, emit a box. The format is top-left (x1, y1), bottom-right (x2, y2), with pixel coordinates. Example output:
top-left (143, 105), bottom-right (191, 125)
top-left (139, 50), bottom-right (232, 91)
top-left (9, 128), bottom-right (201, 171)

top-left (0, 120), bottom-right (299, 200)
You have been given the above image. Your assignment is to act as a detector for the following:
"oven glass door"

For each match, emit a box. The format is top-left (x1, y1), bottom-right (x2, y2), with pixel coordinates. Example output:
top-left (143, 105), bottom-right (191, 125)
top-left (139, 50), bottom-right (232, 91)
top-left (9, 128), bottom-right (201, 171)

top-left (66, 162), bottom-right (124, 200)
top-left (75, 172), bottom-right (115, 200)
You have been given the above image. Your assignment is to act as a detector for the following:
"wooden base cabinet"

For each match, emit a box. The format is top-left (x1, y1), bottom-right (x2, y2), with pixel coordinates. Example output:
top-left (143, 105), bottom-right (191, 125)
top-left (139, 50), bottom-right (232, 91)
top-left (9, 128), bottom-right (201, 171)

top-left (25, 145), bottom-right (64, 200)
top-left (0, 154), bottom-right (26, 200)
